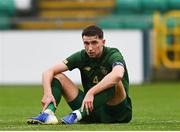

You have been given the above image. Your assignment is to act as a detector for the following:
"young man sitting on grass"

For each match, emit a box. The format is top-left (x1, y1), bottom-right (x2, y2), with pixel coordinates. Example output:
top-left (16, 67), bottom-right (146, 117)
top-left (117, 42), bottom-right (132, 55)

top-left (27, 25), bottom-right (132, 124)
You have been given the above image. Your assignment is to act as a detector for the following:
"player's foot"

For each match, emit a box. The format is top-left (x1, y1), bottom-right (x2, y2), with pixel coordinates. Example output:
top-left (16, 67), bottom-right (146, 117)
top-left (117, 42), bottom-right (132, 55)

top-left (27, 112), bottom-right (58, 125)
top-left (61, 113), bottom-right (78, 124)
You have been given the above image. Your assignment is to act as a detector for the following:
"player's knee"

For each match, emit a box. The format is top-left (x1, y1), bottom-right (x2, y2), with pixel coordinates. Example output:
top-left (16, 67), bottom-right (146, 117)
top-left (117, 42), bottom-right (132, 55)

top-left (54, 73), bottom-right (66, 84)
top-left (51, 77), bottom-right (63, 89)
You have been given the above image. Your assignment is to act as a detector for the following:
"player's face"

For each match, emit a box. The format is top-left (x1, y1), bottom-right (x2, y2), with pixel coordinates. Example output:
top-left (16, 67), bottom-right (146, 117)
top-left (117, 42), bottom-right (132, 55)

top-left (82, 35), bottom-right (105, 58)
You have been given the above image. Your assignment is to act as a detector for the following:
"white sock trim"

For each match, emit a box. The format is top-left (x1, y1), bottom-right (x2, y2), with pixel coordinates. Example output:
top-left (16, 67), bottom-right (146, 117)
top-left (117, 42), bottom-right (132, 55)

top-left (44, 109), bottom-right (55, 115)
top-left (73, 110), bottom-right (82, 121)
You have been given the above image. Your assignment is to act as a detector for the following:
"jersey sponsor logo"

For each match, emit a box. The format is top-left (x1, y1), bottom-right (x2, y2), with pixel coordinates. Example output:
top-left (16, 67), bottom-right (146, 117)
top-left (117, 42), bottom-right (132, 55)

top-left (93, 76), bottom-right (99, 84)
top-left (63, 59), bottom-right (68, 64)
top-left (84, 66), bottom-right (91, 71)
top-left (100, 66), bottom-right (108, 75)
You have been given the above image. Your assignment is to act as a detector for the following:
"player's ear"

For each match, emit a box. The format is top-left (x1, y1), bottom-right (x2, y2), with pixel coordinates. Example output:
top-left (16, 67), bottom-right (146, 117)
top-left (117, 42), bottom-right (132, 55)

top-left (102, 39), bottom-right (105, 45)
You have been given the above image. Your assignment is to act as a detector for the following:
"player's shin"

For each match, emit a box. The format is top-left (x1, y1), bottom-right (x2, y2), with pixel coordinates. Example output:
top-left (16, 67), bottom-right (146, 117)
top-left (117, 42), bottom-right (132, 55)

top-left (46, 78), bottom-right (62, 113)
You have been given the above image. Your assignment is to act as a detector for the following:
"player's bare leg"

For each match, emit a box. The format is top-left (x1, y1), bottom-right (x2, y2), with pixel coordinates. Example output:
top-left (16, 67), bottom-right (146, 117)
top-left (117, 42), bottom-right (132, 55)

top-left (54, 73), bottom-right (79, 102)
top-left (106, 81), bottom-right (126, 106)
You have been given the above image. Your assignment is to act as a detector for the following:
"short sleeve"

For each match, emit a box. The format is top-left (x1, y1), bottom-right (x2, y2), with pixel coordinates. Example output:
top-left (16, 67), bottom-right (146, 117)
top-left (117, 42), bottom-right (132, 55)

top-left (63, 51), bottom-right (82, 71)
top-left (109, 49), bottom-right (125, 68)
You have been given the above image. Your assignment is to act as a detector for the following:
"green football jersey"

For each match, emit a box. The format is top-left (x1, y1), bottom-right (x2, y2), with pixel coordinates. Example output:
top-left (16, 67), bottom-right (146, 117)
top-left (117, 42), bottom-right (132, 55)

top-left (64, 46), bottom-right (129, 95)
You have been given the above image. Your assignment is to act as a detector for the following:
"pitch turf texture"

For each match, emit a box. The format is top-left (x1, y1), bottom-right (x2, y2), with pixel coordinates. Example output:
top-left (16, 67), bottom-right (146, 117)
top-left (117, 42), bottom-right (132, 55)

top-left (0, 82), bottom-right (180, 130)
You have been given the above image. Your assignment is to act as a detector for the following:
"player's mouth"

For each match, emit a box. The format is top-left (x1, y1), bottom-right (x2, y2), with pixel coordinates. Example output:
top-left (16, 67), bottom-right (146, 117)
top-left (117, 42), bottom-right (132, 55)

top-left (88, 52), bottom-right (95, 57)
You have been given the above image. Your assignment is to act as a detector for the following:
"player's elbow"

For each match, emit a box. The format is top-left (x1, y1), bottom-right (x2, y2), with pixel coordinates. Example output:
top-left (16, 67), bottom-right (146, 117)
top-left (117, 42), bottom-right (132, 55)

top-left (115, 74), bottom-right (122, 82)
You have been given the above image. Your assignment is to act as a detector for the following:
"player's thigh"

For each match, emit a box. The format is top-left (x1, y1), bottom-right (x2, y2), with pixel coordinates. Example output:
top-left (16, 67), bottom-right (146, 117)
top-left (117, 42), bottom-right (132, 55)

top-left (55, 73), bottom-right (79, 102)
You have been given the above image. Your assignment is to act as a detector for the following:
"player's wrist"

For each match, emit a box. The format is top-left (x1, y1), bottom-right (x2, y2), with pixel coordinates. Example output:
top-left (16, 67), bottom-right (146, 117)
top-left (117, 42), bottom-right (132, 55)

top-left (88, 88), bottom-right (96, 95)
top-left (44, 92), bottom-right (53, 98)
top-left (43, 87), bottom-right (52, 95)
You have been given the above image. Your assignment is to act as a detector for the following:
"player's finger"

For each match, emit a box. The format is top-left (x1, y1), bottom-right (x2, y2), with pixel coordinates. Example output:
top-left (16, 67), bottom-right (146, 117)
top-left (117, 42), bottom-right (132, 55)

top-left (42, 103), bottom-right (48, 112)
top-left (91, 102), bottom-right (94, 111)
top-left (85, 103), bottom-right (89, 115)
top-left (41, 100), bottom-right (45, 105)
top-left (89, 102), bottom-right (93, 112)
top-left (41, 102), bottom-right (45, 106)
top-left (53, 100), bottom-right (57, 108)
top-left (87, 102), bottom-right (91, 111)
top-left (81, 102), bottom-right (85, 112)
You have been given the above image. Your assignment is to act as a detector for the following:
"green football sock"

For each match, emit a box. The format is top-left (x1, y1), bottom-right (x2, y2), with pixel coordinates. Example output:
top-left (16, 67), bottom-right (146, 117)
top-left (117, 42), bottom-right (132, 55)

top-left (47, 78), bottom-right (62, 112)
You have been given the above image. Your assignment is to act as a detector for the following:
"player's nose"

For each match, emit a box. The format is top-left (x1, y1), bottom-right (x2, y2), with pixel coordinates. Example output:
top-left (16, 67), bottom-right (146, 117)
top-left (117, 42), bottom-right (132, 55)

top-left (88, 45), bottom-right (93, 51)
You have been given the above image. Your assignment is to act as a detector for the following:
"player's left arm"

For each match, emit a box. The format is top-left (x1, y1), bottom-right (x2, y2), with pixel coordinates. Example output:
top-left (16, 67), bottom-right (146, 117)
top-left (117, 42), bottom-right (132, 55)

top-left (81, 64), bottom-right (124, 114)
top-left (91, 65), bottom-right (124, 94)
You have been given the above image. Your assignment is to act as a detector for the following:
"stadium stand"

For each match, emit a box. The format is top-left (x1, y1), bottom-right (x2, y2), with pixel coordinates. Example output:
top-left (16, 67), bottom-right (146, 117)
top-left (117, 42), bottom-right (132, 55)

top-left (1, 0), bottom-right (180, 30)
top-left (0, 0), bottom-right (16, 16)
top-left (99, 0), bottom-right (180, 29)
top-left (153, 11), bottom-right (180, 69)
top-left (0, 0), bottom-right (35, 29)
top-left (15, 0), bottom-right (115, 29)
top-left (98, 14), bottom-right (152, 29)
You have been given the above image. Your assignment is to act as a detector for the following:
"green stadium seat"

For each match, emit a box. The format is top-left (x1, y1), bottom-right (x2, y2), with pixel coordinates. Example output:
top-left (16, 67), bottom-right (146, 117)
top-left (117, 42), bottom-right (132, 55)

top-left (0, 15), bottom-right (11, 29)
top-left (169, 0), bottom-right (180, 10)
top-left (98, 19), bottom-right (121, 29)
top-left (115, 0), bottom-right (142, 12)
top-left (0, 0), bottom-right (16, 16)
top-left (115, 0), bottom-right (180, 13)
top-left (142, 0), bottom-right (168, 12)
top-left (98, 14), bottom-right (152, 29)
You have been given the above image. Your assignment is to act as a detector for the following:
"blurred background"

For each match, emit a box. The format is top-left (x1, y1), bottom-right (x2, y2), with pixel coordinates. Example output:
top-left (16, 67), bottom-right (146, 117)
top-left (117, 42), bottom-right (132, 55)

top-left (0, 0), bottom-right (180, 85)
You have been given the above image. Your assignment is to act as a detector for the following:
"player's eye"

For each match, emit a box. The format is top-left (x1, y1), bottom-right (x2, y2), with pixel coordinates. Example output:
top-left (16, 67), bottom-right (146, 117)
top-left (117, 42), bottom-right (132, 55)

top-left (84, 41), bottom-right (90, 45)
top-left (91, 41), bottom-right (98, 45)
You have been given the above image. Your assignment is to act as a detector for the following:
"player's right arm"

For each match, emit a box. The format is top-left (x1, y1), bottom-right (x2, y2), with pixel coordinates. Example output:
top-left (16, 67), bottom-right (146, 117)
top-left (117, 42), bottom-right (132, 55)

top-left (41, 61), bottom-right (68, 111)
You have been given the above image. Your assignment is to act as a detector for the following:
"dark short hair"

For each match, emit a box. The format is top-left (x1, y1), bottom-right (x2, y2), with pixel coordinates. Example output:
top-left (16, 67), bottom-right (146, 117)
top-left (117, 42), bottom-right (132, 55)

top-left (82, 25), bottom-right (103, 39)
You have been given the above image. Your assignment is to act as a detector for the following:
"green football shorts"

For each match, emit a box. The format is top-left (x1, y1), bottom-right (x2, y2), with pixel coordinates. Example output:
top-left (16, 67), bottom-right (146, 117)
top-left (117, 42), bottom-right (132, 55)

top-left (68, 89), bottom-right (132, 123)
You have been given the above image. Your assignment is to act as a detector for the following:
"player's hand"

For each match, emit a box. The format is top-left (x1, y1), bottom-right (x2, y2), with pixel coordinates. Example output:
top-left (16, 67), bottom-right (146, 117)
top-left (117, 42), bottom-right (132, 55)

top-left (41, 94), bottom-right (57, 112)
top-left (81, 90), bottom-right (94, 115)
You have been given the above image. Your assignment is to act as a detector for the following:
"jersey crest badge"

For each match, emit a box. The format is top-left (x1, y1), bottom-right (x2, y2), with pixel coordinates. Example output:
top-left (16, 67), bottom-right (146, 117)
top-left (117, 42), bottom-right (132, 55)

top-left (63, 59), bottom-right (68, 64)
top-left (100, 66), bottom-right (108, 75)
top-left (84, 66), bottom-right (91, 71)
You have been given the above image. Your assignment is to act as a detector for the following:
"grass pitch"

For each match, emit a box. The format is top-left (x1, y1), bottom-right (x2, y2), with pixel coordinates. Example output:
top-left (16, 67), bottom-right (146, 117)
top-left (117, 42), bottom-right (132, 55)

top-left (0, 82), bottom-right (180, 130)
